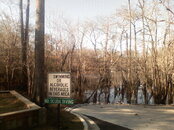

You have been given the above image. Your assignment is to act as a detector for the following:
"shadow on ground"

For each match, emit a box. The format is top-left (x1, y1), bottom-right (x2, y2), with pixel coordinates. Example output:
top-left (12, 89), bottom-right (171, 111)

top-left (86, 115), bottom-right (131, 130)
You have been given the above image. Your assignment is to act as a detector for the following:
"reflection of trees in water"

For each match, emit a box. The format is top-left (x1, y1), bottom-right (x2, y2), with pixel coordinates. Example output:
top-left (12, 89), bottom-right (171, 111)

top-left (84, 86), bottom-right (155, 105)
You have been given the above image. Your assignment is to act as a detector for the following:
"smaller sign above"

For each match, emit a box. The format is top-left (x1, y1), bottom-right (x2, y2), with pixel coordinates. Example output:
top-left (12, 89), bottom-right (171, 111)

top-left (44, 98), bottom-right (74, 105)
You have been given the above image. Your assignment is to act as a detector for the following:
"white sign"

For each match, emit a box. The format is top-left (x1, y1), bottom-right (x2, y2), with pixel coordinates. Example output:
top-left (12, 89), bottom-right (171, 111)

top-left (48, 73), bottom-right (71, 98)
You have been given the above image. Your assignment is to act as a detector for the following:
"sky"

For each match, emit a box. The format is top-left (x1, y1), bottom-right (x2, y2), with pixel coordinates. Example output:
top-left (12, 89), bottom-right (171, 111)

top-left (0, 0), bottom-right (131, 22)
top-left (45, 0), bottom-right (129, 21)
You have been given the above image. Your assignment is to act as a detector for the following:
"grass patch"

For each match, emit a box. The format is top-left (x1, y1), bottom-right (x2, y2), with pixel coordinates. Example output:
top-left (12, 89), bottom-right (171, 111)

top-left (0, 92), bottom-right (27, 114)
top-left (32, 104), bottom-right (83, 130)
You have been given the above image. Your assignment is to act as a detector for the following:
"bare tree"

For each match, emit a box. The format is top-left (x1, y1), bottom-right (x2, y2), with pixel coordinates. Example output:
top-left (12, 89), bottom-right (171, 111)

top-left (34, 0), bottom-right (45, 106)
top-left (19, 0), bottom-right (30, 94)
top-left (20, 0), bottom-right (26, 90)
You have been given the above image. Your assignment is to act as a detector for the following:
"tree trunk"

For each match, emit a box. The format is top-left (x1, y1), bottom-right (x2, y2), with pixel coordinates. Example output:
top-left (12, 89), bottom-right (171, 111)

top-left (34, 0), bottom-right (45, 106)
top-left (25, 0), bottom-right (30, 95)
top-left (20, 0), bottom-right (27, 91)
top-left (106, 88), bottom-right (110, 104)
top-left (93, 91), bottom-right (97, 104)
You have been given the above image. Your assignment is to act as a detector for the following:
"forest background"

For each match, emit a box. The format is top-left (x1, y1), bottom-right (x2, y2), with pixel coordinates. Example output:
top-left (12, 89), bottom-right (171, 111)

top-left (0, 0), bottom-right (174, 105)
